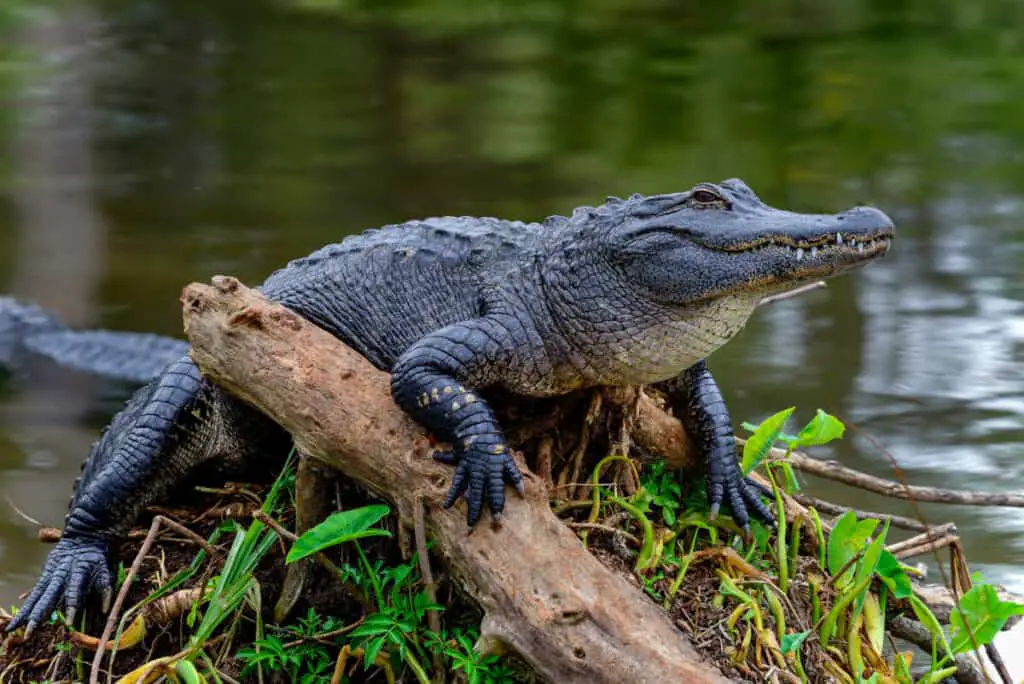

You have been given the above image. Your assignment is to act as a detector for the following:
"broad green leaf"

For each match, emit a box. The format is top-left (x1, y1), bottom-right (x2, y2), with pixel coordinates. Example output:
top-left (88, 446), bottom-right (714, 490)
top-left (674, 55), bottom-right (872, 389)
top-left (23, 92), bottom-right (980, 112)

top-left (950, 582), bottom-right (1024, 654)
top-left (852, 519), bottom-right (890, 617)
top-left (741, 421), bottom-right (799, 444)
top-left (827, 511), bottom-right (878, 588)
top-left (741, 407), bottom-right (794, 474)
top-left (780, 629), bottom-right (812, 654)
top-left (287, 504), bottom-right (392, 563)
top-left (876, 550), bottom-right (913, 599)
top-left (792, 409), bottom-right (845, 448)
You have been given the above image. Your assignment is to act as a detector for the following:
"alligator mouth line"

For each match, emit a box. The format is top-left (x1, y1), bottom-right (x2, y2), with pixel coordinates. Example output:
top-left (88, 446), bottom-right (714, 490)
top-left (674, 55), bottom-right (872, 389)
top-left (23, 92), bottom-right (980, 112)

top-left (719, 232), bottom-right (894, 260)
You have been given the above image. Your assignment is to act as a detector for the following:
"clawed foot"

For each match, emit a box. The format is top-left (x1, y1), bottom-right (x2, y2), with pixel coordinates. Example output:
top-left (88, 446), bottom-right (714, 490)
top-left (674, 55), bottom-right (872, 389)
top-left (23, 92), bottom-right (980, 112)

top-left (708, 473), bottom-right (777, 538)
top-left (433, 439), bottom-right (524, 526)
top-left (6, 535), bottom-right (112, 637)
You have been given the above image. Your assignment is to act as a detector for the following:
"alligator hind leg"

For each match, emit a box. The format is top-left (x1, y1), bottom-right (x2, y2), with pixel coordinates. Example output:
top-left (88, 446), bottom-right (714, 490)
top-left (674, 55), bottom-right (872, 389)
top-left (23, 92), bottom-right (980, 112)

top-left (7, 356), bottom-right (223, 635)
top-left (656, 359), bottom-right (775, 534)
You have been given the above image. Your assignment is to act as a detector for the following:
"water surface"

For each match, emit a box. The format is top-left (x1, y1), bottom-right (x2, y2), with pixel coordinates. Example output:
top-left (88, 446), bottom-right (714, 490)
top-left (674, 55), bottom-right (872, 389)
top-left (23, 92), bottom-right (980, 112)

top-left (2, 0), bottom-right (1024, 604)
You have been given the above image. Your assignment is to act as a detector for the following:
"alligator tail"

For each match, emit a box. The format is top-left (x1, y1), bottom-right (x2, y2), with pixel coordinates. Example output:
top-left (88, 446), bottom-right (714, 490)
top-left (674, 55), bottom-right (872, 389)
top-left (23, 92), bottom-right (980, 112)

top-left (23, 330), bottom-right (189, 383)
top-left (0, 295), bottom-right (188, 383)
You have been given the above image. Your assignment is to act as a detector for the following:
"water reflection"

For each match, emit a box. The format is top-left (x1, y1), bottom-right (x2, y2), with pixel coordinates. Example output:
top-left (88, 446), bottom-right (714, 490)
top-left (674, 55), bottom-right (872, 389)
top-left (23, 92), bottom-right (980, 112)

top-left (1, 0), bottom-right (1024, 603)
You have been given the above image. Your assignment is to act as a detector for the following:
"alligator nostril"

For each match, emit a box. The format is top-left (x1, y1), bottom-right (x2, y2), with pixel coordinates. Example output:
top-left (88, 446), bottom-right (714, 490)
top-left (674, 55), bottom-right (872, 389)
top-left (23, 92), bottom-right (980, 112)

top-left (840, 206), bottom-right (895, 234)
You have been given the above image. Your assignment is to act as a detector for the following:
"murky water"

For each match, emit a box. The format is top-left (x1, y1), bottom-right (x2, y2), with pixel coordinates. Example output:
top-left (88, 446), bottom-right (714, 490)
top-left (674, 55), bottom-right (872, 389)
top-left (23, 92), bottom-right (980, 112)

top-left (2, 0), bottom-right (1024, 606)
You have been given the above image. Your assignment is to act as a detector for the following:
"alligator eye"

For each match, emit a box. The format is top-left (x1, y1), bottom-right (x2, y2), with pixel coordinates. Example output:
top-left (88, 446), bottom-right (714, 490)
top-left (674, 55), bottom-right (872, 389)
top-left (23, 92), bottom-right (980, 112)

top-left (691, 189), bottom-right (723, 205)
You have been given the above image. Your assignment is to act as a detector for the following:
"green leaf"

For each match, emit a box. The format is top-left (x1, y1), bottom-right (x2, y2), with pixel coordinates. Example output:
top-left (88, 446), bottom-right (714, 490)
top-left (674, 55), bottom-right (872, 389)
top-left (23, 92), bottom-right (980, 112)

top-left (855, 519), bottom-right (889, 585)
top-left (949, 582), bottom-right (1024, 654)
top-left (910, 594), bottom-right (953, 661)
top-left (741, 407), bottom-right (794, 474)
top-left (741, 423), bottom-right (798, 444)
top-left (287, 504), bottom-right (392, 563)
top-left (876, 550), bottom-right (913, 599)
top-left (792, 409), bottom-right (845, 448)
top-left (780, 629), bottom-right (812, 654)
top-left (826, 511), bottom-right (878, 588)
top-left (363, 635), bottom-right (386, 670)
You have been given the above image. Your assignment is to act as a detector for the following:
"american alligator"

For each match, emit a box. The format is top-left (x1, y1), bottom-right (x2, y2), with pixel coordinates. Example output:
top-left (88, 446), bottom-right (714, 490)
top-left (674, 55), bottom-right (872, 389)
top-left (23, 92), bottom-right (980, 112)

top-left (8, 179), bottom-right (894, 633)
top-left (0, 296), bottom-right (188, 383)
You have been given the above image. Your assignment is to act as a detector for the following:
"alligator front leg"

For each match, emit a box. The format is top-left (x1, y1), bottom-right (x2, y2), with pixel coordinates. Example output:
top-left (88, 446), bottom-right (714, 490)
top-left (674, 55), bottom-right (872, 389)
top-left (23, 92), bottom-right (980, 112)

top-left (7, 356), bottom-right (216, 634)
top-left (391, 317), bottom-right (525, 526)
top-left (660, 360), bottom-right (775, 534)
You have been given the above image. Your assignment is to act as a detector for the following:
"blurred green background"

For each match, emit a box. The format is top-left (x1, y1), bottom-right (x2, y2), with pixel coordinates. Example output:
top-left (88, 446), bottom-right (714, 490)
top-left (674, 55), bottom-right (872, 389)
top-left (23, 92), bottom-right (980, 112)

top-left (2, 0), bottom-right (1024, 604)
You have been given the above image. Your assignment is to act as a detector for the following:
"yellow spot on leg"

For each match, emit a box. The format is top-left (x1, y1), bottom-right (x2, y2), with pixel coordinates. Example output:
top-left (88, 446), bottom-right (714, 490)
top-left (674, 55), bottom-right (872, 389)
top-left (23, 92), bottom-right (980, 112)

top-left (493, 444), bottom-right (505, 455)
top-left (464, 394), bottom-right (476, 404)
top-left (443, 385), bottom-right (453, 394)
top-left (451, 401), bottom-right (460, 411)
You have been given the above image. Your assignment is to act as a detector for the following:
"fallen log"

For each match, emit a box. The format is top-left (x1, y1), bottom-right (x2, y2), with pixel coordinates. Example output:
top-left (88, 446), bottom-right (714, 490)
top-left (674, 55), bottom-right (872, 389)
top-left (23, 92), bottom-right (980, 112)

top-left (181, 276), bottom-right (732, 684)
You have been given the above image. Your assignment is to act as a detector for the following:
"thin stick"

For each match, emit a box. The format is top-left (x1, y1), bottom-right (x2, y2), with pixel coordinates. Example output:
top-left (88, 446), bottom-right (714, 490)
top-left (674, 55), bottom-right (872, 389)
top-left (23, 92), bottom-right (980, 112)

top-left (90, 515), bottom-right (165, 684)
top-left (774, 449), bottom-right (1024, 508)
top-left (536, 436), bottom-right (555, 491)
top-left (414, 497), bottom-right (441, 636)
top-left (758, 281), bottom-right (826, 306)
top-left (890, 534), bottom-right (960, 561)
top-left (885, 523), bottom-right (958, 557)
top-left (414, 497), bottom-right (445, 677)
top-left (985, 641), bottom-right (1014, 684)
top-left (566, 392), bottom-right (602, 500)
top-left (6, 496), bottom-right (41, 526)
top-left (789, 493), bottom-right (934, 532)
top-left (153, 516), bottom-right (220, 559)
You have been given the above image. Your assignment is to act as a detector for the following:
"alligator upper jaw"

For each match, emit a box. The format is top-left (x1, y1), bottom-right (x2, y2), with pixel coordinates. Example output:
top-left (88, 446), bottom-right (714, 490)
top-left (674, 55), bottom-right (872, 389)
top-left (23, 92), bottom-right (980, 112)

top-left (699, 204), bottom-right (896, 260)
top-left (694, 228), bottom-right (895, 301)
top-left (740, 231), bottom-right (894, 264)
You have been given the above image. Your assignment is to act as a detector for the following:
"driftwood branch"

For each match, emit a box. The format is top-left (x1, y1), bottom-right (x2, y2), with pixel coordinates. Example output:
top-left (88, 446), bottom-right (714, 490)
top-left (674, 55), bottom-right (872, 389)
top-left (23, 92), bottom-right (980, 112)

top-left (779, 451), bottom-right (1024, 508)
top-left (181, 277), bottom-right (731, 684)
top-left (636, 406), bottom-right (1024, 510)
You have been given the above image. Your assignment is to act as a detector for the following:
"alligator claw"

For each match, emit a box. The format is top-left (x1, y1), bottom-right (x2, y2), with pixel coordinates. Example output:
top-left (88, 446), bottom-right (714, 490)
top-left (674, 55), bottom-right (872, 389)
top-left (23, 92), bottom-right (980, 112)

top-left (437, 442), bottom-right (523, 526)
top-left (7, 535), bottom-right (110, 634)
top-left (707, 471), bottom-right (776, 535)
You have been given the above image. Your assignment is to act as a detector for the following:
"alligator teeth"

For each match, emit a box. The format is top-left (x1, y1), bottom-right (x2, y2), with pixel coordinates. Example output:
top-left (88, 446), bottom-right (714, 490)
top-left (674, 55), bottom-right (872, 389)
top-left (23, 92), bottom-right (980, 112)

top-left (836, 233), bottom-right (843, 245)
top-left (795, 247), bottom-right (804, 260)
top-left (810, 246), bottom-right (818, 258)
top-left (857, 243), bottom-right (865, 253)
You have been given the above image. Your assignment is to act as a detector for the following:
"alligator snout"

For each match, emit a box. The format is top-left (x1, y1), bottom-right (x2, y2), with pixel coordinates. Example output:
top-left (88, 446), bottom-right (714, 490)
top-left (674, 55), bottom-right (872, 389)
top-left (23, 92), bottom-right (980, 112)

top-left (838, 206), bottom-right (895, 236)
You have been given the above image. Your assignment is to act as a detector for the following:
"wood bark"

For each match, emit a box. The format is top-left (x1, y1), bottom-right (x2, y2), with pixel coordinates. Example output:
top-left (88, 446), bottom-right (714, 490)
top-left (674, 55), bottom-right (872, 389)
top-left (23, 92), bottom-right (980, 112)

top-left (181, 276), bottom-right (732, 684)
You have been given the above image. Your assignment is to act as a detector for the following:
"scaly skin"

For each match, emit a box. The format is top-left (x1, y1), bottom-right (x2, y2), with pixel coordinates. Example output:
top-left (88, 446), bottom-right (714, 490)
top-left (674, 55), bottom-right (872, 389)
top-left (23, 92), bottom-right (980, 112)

top-left (0, 295), bottom-right (188, 382)
top-left (9, 179), bottom-right (894, 634)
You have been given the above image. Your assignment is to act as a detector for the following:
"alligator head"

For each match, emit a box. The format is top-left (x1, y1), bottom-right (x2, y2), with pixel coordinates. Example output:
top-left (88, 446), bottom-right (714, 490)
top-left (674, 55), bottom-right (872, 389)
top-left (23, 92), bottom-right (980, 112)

top-left (603, 178), bottom-right (895, 305)
top-left (544, 178), bottom-right (895, 386)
